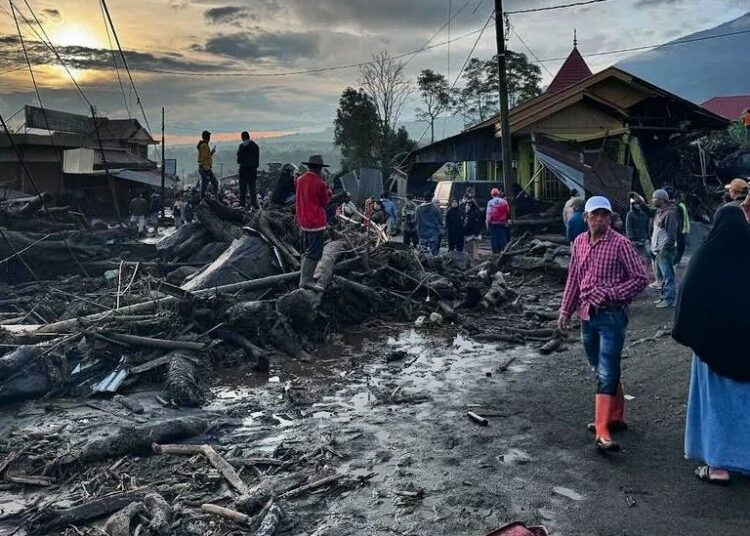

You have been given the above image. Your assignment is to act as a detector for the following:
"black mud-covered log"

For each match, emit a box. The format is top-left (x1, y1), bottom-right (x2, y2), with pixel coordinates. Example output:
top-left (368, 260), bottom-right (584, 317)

top-left (164, 351), bottom-right (210, 406)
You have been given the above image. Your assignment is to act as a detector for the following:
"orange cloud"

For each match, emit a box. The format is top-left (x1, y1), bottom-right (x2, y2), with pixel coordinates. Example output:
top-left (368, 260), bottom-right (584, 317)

top-left (166, 130), bottom-right (293, 145)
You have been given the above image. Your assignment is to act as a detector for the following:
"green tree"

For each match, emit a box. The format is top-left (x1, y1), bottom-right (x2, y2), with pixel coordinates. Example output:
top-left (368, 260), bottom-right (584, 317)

top-left (416, 69), bottom-right (452, 144)
top-left (454, 51), bottom-right (542, 126)
top-left (333, 87), bottom-right (381, 171)
top-left (385, 126), bottom-right (417, 169)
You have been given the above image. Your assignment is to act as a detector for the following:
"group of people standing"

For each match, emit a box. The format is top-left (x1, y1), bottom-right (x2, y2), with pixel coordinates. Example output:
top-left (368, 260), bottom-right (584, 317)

top-left (196, 129), bottom-right (261, 208)
top-left (398, 187), bottom-right (510, 259)
top-left (559, 178), bottom-right (750, 485)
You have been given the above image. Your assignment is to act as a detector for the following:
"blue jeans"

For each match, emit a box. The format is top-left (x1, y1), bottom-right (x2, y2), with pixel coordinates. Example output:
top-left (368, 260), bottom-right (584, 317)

top-left (655, 247), bottom-right (676, 305)
top-left (489, 223), bottom-right (507, 253)
top-left (581, 309), bottom-right (628, 395)
top-left (420, 236), bottom-right (439, 256)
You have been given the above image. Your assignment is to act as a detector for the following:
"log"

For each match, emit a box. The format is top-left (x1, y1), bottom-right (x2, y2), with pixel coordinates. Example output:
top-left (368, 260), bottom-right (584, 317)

top-left (103, 501), bottom-right (146, 536)
top-left (196, 202), bottom-right (241, 242)
top-left (144, 493), bottom-right (172, 536)
top-left (35, 257), bottom-right (362, 335)
top-left (153, 443), bottom-right (250, 495)
top-left (201, 504), bottom-right (250, 524)
top-left (254, 504), bottom-right (285, 536)
top-left (164, 352), bottom-right (209, 407)
top-left (40, 490), bottom-right (149, 531)
top-left (313, 240), bottom-right (347, 290)
top-left (278, 473), bottom-right (344, 499)
top-left (254, 212), bottom-right (300, 270)
top-left (216, 327), bottom-right (269, 372)
top-left (74, 417), bottom-right (209, 463)
top-left (103, 332), bottom-right (205, 352)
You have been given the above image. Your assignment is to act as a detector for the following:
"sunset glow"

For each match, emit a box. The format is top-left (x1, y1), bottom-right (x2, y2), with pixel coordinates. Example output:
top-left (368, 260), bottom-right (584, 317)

top-left (48, 24), bottom-right (102, 49)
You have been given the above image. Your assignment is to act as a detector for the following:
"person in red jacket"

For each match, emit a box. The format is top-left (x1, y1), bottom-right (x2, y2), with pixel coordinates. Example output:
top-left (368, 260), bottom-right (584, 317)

top-left (296, 155), bottom-right (332, 291)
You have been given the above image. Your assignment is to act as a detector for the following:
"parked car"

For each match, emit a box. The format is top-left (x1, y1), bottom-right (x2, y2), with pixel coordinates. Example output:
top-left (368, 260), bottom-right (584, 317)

top-left (432, 181), bottom-right (501, 211)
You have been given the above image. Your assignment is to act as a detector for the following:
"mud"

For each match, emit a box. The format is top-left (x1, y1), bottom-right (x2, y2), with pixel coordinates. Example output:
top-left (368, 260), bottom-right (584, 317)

top-left (2, 290), bottom-right (749, 535)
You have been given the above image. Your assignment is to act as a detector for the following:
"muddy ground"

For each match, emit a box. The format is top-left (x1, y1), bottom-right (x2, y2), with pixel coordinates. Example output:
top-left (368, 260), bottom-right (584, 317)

top-left (2, 280), bottom-right (749, 535)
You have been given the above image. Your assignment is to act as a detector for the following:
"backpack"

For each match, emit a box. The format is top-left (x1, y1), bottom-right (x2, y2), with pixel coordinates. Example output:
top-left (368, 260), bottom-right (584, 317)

top-left (488, 199), bottom-right (509, 224)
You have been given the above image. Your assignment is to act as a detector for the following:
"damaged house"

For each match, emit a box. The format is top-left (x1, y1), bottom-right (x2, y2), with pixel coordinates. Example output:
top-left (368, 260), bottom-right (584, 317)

top-left (407, 43), bottom-right (729, 213)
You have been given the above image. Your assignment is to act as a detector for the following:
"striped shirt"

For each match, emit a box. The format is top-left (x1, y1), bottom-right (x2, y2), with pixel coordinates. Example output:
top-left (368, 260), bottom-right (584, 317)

top-left (560, 227), bottom-right (648, 321)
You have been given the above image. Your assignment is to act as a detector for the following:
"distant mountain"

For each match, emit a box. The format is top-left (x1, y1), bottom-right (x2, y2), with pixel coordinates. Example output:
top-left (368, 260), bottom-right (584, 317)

top-left (618, 12), bottom-right (750, 103)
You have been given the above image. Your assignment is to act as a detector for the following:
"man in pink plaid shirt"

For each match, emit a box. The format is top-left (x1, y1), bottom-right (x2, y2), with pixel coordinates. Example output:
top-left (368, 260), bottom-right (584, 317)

top-left (558, 196), bottom-right (648, 452)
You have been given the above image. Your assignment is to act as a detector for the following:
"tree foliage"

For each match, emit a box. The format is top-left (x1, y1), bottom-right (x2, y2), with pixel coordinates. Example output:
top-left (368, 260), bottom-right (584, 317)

top-left (454, 51), bottom-right (542, 126)
top-left (334, 87), bottom-right (381, 171)
top-left (416, 69), bottom-right (452, 144)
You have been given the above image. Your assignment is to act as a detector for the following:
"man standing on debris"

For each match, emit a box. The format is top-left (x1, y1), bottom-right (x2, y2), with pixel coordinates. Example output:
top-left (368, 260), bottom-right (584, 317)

top-left (236, 131), bottom-right (260, 208)
top-left (486, 188), bottom-right (511, 254)
top-left (271, 163), bottom-right (297, 207)
top-left (296, 155), bottom-right (332, 291)
top-left (416, 191), bottom-right (443, 255)
top-left (129, 192), bottom-right (148, 235)
top-left (401, 193), bottom-right (419, 247)
top-left (445, 198), bottom-right (466, 252)
top-left (559, 196), bottom-right (648, 452)
top-left (197, 130), bottom-right (219, 198)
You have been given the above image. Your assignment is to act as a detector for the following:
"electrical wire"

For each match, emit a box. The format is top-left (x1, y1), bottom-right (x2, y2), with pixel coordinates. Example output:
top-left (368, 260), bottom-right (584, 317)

top-left (98, 0), bottom-right (131, 118)
top-left (508, 23), bottom-right (554, 77)
top-left (99, 0), bottom-right (157, 159)
top-left (402, 0), bottom-right (475, 69)
top-left (507, 0), bottom-right (617, 15)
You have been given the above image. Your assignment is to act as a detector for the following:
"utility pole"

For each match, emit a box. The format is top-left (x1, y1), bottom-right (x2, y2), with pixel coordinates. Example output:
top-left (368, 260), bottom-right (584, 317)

top-left (494, 0), bottom-right (514, 197)
top-left (160, 106), bottom-right (165, 218)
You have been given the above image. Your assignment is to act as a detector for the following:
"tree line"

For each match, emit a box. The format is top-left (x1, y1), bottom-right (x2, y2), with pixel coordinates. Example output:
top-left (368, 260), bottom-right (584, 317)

top-left (334, 50), bottom-right (542, 174)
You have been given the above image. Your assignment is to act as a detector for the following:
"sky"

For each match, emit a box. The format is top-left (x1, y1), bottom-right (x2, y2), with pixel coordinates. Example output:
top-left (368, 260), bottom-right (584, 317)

top-left (0, 0), bottom-right (747, 145)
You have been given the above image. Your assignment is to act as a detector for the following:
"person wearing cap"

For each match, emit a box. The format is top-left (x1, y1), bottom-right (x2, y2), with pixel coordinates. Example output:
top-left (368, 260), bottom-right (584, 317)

top-left (486, 187), bottom-right (511, 254)
top-left (559, 195), bottom-right (648, 452)
top-left (295, 155), bottom-right (333, 292)
top-left (196, 130), bottom-right (218, 198)
top-left (647, 189), bottom-right (679, 308)
top-left (719, 179), bottom-right (749, 217)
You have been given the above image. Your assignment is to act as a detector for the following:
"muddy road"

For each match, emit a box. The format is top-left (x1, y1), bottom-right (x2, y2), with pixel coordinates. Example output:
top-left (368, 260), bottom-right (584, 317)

top-left (2, 291), bottom-right (749, 535)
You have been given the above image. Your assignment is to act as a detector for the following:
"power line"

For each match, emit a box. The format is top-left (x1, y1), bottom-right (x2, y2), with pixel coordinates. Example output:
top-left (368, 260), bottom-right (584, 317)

top-left (507, 0), bottom-right (616, 15)
top-left (509, 23), bottom-right (554, 77)
top-left (402, 0), bottom-right (475, 69)
top-left (99, 0), bottom-right (157, 158)
top-left (535, 27), bottom-right (750, 63)
top-left (99, 0), bottom-right (131, 118)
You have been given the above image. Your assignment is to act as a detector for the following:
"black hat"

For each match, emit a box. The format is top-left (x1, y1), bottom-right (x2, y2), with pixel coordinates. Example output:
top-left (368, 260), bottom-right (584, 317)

top-left (301, 154), bottom-right (329, 168)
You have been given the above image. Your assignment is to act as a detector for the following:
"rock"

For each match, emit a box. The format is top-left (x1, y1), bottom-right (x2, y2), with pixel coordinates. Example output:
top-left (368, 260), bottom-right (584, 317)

top-left (429, 312), bottom-right (443, 324)
top-left (414, 316), bottom-right (426, 327)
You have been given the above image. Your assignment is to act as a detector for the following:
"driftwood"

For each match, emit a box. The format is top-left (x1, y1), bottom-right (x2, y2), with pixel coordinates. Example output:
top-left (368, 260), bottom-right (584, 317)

top-left (153, 443), bottom-right (249, 495)
top-left (39, 490), bottom-right (149, 531)
top-left (201, 504), bottom-right (250, 524)
top-left (71, 417), bottom-right (209, 464)
top-left (103, 501), bottom-right (146, 536)
top-left (164, 352), bottom-right (209, 407)
top-left (196, 202), bottom-right (241, 242)
top-left (103, 332), bottom-right (205, 352)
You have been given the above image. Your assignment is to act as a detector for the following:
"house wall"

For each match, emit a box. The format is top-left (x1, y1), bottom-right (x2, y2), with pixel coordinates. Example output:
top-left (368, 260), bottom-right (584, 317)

top-left (0, 146), bottom-right (64, 194)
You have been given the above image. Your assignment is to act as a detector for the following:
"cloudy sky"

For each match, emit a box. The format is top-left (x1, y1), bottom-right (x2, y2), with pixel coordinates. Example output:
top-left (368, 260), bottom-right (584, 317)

top-left (0, 0), bottom-right (747, 144)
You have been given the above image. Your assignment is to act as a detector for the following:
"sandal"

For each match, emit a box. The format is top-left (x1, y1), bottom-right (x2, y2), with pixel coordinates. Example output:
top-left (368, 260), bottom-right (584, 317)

top-left (595, 437), bottom-right (621, 452)
top-left (695, 465), bottom-right (730, 486)
top-left (587, 421), bottom-right (628, 434)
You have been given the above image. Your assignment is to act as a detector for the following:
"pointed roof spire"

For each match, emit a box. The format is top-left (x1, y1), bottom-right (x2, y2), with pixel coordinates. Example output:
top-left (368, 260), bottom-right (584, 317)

top-left (546, 37), bottom-right (592, 94)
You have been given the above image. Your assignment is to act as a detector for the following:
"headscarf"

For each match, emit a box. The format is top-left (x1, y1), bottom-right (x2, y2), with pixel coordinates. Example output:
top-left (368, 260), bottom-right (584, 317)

top-left (672, 205), bottom-right (750, 382)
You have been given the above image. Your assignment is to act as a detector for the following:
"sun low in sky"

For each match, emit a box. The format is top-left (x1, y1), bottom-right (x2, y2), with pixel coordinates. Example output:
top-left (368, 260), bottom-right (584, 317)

top-left (48, 23), bottom-right (102, 49)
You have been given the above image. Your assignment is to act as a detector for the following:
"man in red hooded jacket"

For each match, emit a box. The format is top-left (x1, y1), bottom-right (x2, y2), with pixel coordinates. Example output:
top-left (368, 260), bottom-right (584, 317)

top-left (296, 155), bottom-right (332, 291)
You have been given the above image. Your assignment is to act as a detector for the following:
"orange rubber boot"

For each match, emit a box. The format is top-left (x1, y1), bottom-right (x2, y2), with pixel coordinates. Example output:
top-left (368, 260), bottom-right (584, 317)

top-left (595, 394), bottom-right (621, 452)
top-left (611, 382), bottom-right (627, 427)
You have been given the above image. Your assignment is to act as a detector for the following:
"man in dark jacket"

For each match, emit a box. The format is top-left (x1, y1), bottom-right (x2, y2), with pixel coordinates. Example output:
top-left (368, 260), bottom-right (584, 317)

top-left (237, 131), bottom-right (260, 208)
top-left (270, 163), bottom-right (296, 207)
top-left (416, 192), bottom-right (443, 255)
top-left (401, 193), bottom-right (419, 247)
top-left (565, 199), bottom-right (587, 243)
top-left (445, 198), bottom-right (466, 252)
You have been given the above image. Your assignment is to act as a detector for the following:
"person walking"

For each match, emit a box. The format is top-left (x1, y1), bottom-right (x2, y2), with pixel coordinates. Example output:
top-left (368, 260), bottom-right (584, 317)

top-left (626, 197), bottom-right (652, 276)
top-left (463, 191), bottom-right (484, 262)
top-left (562, 188), bottom-right (584, 225)
top-left (236, 131), bottom-right (260, 208)
top-left (558, 196), bottom-right (648, 452)
top-left (486, 188), bottom-right (510, 254)
top-left (401, 193), bottom-right (419, 248)
top-left (673, 203), bottom-right (750, 485)
top-left (674, 191), bottom-right (691, 265)
top-left (445, 198), bottom-right (466, 252)
top-left (565, 198), bottom-right (587, 243)
top-left (129, 192), bottom-right (148, 235)
top-left (416, 191), bottom-right (443, 255)
top-left (197, 130), bottom-right (219, 198)
top-left (295, 155), bottom-right (332, 292)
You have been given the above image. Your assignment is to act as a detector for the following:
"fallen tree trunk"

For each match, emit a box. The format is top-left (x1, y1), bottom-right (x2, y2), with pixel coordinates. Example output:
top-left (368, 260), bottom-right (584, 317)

top-left (39, 490), bottom-right (149, 532)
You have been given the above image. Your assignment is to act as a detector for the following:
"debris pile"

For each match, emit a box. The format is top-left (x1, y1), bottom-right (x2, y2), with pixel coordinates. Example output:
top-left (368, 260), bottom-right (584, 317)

top-left (0, 197), bottom-right (573, 534)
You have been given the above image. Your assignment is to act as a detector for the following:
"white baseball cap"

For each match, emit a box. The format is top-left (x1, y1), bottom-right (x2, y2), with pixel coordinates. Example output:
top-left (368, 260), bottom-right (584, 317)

top-left (584, 196), bottom-right (612, 213)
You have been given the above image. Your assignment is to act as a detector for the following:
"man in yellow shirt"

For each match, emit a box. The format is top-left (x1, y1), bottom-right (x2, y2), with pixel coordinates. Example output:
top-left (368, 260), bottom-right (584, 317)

top-left (196, 130), bottom-right (218, 198)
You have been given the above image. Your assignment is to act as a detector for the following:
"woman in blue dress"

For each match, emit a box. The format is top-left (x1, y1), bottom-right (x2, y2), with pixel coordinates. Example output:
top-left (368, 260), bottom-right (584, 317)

top-left (673, 203), bottom-right (750, 485)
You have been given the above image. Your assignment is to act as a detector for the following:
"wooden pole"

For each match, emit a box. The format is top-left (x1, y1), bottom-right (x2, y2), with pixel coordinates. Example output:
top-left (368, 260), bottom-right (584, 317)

top-left (161, 106), bottom-right (165, 218)
top-left (494, 0), bottom-right (515, 203)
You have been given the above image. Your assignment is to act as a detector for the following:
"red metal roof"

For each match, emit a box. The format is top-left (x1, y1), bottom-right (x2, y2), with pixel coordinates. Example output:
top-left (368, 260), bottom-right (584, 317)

top-left (547, 47), bottom-right (592, 95)
top-left (701, 96), bottom-right (750, 121)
